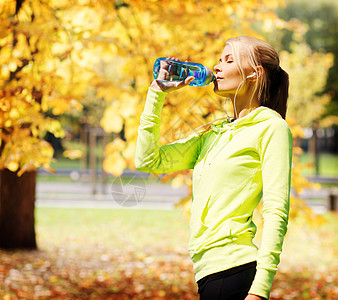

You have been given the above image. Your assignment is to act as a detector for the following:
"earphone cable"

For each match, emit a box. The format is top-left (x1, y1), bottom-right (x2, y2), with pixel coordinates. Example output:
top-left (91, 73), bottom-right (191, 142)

top-left (224, 100), bottom-right (232, 123)
top-left (233, 78), bottom-right (245, 119)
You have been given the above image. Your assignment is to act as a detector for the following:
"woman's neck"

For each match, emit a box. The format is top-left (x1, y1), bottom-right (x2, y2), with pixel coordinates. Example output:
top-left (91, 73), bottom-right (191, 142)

top-left (231, 92), bottom-right (260, 120)
top-left (237, 105), bottom-right (260, 119)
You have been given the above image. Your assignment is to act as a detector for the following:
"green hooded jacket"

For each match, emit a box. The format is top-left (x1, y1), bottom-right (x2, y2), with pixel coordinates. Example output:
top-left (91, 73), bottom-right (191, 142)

top-left (135, 87), bottom-right (293, 299)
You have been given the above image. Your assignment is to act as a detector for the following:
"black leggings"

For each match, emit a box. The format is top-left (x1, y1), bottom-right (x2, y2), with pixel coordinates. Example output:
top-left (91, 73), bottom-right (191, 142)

top-left (197, 261), bottom-right (257, 300)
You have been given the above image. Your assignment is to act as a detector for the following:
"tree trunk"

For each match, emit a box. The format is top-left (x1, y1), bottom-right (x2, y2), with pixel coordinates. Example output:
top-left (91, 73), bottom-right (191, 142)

top-left (0, 168), bottom-right (37, 249)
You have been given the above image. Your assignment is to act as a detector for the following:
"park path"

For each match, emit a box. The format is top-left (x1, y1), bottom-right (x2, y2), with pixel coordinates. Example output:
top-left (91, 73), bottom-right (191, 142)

top-left (36, 179), bottom-right (333, 214)
top-left (36, 180), bottom-right (190, 210)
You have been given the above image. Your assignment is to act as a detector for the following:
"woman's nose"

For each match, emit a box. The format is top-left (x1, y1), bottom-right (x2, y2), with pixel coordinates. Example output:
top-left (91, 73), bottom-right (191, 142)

top-left (214, 64), bottom-right (221, 72)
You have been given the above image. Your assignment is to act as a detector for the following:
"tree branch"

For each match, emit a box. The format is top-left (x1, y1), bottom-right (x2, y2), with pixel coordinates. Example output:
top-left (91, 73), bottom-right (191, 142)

top-left (15, 0), bottom-right (26, 15)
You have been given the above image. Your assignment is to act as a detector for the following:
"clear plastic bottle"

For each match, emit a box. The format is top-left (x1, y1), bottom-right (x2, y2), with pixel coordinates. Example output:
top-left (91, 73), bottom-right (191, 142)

top-left (153, 57), bottom-right (215, 87)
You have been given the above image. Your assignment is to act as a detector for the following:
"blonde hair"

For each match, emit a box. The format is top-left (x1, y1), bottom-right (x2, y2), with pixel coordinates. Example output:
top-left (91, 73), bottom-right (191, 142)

top-left (198, 36), bottom-right (289, 135)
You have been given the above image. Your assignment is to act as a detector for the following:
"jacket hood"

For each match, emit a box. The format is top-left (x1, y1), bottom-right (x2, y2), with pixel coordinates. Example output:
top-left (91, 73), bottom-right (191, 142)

top-left (198, 106), bottom-right (282, 177)
top-left (210, 106), bottom-right (282, 133)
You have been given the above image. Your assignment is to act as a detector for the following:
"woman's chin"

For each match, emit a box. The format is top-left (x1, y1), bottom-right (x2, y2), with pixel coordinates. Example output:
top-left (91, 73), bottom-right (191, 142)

top-left (213, 86), bottom-right (229, 97)
top-left (213, 83), bottom-right (221, 94)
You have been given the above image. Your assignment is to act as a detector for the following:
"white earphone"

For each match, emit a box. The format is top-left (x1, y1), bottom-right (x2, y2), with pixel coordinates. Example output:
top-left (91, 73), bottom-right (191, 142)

top-left (246, 72), bottom-right (257, 79)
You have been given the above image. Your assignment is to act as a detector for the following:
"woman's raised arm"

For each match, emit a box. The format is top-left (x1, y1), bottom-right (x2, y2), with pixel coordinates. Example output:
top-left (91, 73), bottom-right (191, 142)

top-left (135, 87), bottom-right (202, 174)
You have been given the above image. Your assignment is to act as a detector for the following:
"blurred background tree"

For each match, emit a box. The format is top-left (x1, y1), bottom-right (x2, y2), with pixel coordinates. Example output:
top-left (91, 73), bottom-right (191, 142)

top-left (0, 0), bottom-right (109, 249)
top-left (276, 0), bottom-right (338, 120)
top-left (279, 23), bottom-right (334, 127)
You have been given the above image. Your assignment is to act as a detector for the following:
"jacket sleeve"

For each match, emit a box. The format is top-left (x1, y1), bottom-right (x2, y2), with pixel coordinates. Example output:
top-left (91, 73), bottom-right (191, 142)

top-left (135, 87), bottom-right (202, 174)
top-left (248, 118), bottom-right (293, 300)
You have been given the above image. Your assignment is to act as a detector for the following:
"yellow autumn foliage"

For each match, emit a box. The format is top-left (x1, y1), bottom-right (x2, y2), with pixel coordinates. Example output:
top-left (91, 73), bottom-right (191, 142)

top-left (0, 0), bottom-right (98, 174)
top-left (0, 0), bottom-right (332, 226)
top-left (63, 149), bottom-right (83, 160)
top-left (103, 151), bottom-right (127, 177)
top-left (280, 24), bottom-right (334, 128)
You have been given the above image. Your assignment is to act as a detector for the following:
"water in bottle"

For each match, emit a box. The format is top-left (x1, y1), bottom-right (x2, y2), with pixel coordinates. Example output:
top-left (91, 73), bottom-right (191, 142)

top-left (153, 57), bottom-right (215, 87)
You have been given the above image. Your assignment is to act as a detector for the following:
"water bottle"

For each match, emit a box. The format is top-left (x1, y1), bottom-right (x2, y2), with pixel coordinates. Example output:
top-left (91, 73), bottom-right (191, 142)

top-left (153, 57), bottom-right (215, 87)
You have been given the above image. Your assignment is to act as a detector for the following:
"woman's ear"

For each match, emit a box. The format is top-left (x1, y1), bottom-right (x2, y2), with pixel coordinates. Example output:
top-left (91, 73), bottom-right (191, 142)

top-left (256, 66), bottom-right (265, 77)
top-left (255, 65), bottom-right (264, 79)
top-left (247, 65), bottom-right (264, 82)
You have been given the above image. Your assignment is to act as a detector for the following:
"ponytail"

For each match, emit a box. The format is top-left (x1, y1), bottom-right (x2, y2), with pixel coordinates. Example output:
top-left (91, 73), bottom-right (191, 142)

top-left (260, 66), bottom-right (289, 119)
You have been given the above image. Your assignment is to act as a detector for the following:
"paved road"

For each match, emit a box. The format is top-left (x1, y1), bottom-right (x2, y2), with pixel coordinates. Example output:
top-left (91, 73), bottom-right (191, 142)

top-left (36, 180), bottom-right (334, 214)
top-left (36, 180), bottom-right (190, 210)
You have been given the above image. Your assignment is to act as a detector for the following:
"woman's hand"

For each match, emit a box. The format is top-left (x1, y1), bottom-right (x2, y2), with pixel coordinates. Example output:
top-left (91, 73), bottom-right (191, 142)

top-left (150, 57), bottom-right (195, 93)
top-left (245, 294), bottom-right (266, 300)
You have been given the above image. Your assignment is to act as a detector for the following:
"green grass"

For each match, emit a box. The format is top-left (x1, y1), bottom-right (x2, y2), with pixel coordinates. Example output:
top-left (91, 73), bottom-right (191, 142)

top-left (51, 139), bottom-right (107, 170)
top-left (37, 173), bottom-right (164, 185)
top-left (298, 153), bottom-right (338, 177)
top-left (37, 174), bottom-right (74, 182)
top-left (35, 207), bottom-right (190, 250)
top-left (50, 157), bottom-right (81, 169)
top-left (34, 207), bottom-right (337, 270)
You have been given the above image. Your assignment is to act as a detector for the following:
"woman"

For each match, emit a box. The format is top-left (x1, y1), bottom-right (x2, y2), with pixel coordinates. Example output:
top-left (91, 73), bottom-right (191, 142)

top-left (135, 36), bottom-right (293, 300)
